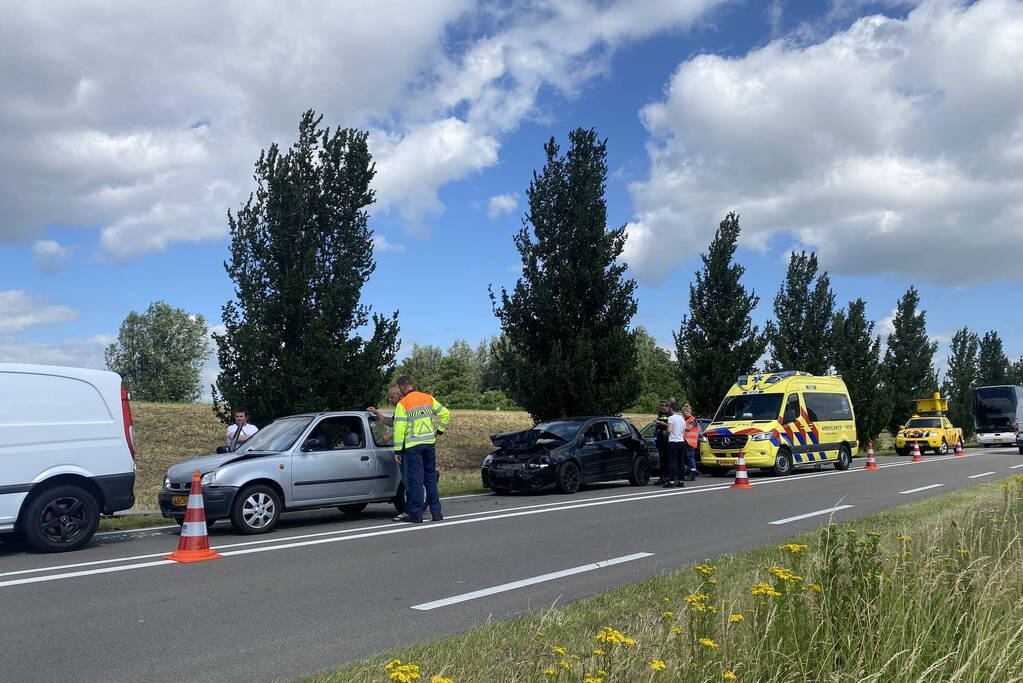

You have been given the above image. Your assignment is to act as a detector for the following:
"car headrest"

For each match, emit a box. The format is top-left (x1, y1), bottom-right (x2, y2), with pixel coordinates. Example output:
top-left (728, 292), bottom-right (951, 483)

top-left (342, 431), bottom-right (362, 448)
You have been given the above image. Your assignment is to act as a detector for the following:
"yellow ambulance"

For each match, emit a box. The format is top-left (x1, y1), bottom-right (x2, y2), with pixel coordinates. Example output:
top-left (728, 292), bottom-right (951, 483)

top-left (700, 371), bottom-right (858, 476)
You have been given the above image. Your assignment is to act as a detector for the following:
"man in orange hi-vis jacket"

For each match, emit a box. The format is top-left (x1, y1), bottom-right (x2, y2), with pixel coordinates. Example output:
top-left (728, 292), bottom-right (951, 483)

top-left (392, 376), bottom-right (450, 523)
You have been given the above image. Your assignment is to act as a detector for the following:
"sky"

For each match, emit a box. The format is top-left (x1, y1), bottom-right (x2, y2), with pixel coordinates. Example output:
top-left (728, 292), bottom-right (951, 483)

top-left (2, 0), bottom-right (1021, 399)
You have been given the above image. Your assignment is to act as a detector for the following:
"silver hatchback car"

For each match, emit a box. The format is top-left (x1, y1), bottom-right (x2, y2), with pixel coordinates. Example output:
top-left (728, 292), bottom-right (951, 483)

top-left (158, 411), bottom-right (403, 534)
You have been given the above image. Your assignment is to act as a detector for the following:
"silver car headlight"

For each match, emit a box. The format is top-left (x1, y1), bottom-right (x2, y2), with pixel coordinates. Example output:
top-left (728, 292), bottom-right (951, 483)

top-left (200, 471), bottom-right (217, 486)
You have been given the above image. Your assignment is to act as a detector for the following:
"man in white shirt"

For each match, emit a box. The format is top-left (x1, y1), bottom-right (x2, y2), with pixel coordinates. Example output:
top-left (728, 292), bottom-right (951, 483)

top-left (665, 403), bottom-right (686, 488)
top-left (226, 408), bottom-right (259, 451)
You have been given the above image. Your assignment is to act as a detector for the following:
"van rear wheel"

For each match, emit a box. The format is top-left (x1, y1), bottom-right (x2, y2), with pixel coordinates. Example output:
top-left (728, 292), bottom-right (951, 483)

top-left (21, 485), bottom-right (100, 553)
top-left (834, 444), bottom-right (851, 471)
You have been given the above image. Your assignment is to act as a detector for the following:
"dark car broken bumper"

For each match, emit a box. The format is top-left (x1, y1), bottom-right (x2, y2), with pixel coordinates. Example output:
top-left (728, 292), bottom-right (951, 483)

top-left (481, 463), bottom-right (555, 491)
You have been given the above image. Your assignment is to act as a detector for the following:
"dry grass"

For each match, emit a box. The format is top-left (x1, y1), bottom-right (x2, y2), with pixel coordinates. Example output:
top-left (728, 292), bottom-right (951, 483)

top-left (130, 402), bottom-right (656, 509)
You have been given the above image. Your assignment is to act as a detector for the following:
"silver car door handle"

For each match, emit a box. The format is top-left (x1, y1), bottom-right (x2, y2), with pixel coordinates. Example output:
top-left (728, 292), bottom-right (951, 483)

top-left (360, 455), bottom-right (370, 461)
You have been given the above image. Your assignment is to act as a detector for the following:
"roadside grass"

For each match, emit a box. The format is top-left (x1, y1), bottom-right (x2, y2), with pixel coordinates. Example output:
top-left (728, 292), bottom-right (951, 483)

top-left (130, 403), bottom-right (653, 511)
top-left (311, 477), bottom-right (1023, 683)
top-left (98, 514), bottom-right (171, 532)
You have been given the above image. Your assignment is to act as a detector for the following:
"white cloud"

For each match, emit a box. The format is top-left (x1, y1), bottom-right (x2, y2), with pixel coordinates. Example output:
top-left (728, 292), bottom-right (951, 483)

top-left (0, 334), bottom-right (112, 369)
top-left (0, 290), bottom-right (78, 333)
top-left (487, 192), bottom-right (519, 218)
top-left (32, 240), bottom-right (74, 274)
top-left (372, 235), bottom-right (406, 253)
top-left (624, 0), bottom-right (1023, 286)
top-left (0, 1), bottom-right (728, 257)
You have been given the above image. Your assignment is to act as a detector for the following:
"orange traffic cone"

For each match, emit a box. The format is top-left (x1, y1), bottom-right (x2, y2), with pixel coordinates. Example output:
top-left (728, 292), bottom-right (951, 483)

top-left (864, 440), bottom-right (879, 470)
top-left (730, 449), bottom-right (753, 489)
top-left (954, 435), bottom-right (966, 457)
top-left (911, 440), bottom-right (924, 462)
top-left (165, 472), bottom-right (222, 563)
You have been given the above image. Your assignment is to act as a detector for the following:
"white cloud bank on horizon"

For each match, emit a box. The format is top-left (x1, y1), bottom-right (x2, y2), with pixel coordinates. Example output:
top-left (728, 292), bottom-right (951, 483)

top-left (623, 0), bottom-right (1023, 286)
top-left (1, 0), bottom-right (726, 260)
top-left (0, 290), bottom-right (78, 334)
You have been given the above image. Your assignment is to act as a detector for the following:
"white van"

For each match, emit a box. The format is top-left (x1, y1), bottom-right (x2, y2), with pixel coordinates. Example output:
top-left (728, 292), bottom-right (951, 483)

top-left (0, 364), bottom-right (137, 552)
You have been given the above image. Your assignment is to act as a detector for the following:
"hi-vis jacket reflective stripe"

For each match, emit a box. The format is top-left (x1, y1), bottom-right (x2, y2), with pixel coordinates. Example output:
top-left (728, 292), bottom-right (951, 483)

top-left (393, 390), bottom-right (451, 451)
top-left (683, 416), bottom-right (699, 448)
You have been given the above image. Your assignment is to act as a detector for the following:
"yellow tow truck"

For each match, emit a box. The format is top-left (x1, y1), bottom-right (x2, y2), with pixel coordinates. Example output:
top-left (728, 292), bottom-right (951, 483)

top-left (894, 393), bottom-right (964, 456)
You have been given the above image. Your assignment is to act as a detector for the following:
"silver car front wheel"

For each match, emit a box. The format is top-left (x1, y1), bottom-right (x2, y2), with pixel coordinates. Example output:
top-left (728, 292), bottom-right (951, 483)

top-left (230, 484), bottom-right (281, 534)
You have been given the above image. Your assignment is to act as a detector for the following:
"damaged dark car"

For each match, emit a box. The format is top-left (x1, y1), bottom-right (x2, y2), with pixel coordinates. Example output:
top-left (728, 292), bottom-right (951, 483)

top-left (481, 417), bottom-right (651, 495)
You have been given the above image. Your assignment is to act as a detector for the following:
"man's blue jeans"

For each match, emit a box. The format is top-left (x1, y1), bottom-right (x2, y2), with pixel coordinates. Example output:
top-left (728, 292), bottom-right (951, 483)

top-left (403, 443), bottom-right (441, 519)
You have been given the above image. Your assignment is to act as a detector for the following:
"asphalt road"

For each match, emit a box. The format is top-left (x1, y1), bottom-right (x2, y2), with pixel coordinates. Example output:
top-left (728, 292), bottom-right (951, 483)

top-left (1, 445), bottom-right (1021, 682)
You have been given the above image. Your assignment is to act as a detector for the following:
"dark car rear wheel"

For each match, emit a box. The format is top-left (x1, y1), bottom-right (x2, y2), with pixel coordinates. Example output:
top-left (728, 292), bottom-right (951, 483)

top-left (21, 485), bottom-right (100, 553)
top-left (230, 484), bottom-right (281, 534)
top-left (628, 456), bottom-right (651, 486)
top-left (556, 461), bottom-right (581, 494)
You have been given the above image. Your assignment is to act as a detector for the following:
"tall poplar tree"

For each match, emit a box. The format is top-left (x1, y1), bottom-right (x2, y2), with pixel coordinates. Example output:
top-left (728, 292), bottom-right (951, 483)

top-left (831, 299), bottom-right (889, 448)
top-left (942, 327), bottom-right (979, 436)
top-left (977, 331), bottom-right (1010, 386)
top-left (883, 287), bottom-right (938, 432)
top-left (491, 128), bottom-right (639, 421)
top-left (213, 110), bottom-right (399, 425)
top-left (674, 213), bottom-right (767, 417)
top-left (765, 251), bottom-right (835, 374)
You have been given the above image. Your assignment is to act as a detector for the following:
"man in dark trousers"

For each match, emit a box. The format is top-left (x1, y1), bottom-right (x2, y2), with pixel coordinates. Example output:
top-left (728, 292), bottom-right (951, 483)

top-left (391, 376), bottom-right (450, 523)
top-left (653, 399), bottom-right (671, 485)
top-left (664, 402), bottom-right (686, 488)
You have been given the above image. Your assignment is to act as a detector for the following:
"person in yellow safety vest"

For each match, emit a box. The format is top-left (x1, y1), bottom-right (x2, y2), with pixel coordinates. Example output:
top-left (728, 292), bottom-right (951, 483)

top-left (392, 375), bottom-right (450, 524)
top-left (681, 403), bottom-right (700, 481)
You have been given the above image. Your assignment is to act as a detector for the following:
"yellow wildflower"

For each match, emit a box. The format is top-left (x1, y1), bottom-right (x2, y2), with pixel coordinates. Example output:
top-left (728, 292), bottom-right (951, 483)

top-left (804, 583), bottom-right (822, 592)
top-left (956, 549), bottom-right (970, 555)
top-left (543, 670), bottom-right (556, 677)
top-left (559, 660), bottom-right (572, 669)
top-left (582, 676), bottom-right (604, 683)
top-left (594, 626), bottom-right (636, 645)
top-left (779, 543), bottom-right (808, 553)
top-left (592, 649), bottom-right (605, 656)
top-left (672, 626), bottom-right (684, 635)
top-left (709, 578), bottom-right (718, 585)
top-left (694, 564), bottom-right (717, 574)
top-left (746, 608), bottom-right (756, 614)
top-left (552, 646), bottom-right (567, 655)
top-left (847, 529), bottom-right (858, 535)
top-left (828, 522), bottom-right (838, 527)
top-left (684, 593), bottom-right (711, 604)
top-left (663, 597), bottom-right (671, 604)
top-left (723, 672), bottom-right (738, 680)
top-left (388, 664), bottom-right (421, 683)
top-left (768, 566), bottom-right (803, 582)
top-left (750, 583), bottom-right (782, 597)
top-left (898, 535), bottom-right (912, 542)
top-left (729, 614), bottom-right (744, 623)
top-left (536, 631), bottom-right (545, 637)
top-left (570, 654), bottom-right (582, 661)
top-left (650, 659), bottom-right (667, 671)
top-left (866, 531), bottom-right (881, 537)
top-left (699, 638), bottom-right (720, 649)
top-left (597, 671), bottom-right (608, 677)
top-left (662, 611), bottom-right (674, 618)
top-left (430, 677), bottom-right (454, 683)
top-left (385, 659), bottom-right (401, 671)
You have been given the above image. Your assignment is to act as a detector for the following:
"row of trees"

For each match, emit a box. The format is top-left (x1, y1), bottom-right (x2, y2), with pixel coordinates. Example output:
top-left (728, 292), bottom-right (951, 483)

top-left (103, 112), bottom-right (1020, 446)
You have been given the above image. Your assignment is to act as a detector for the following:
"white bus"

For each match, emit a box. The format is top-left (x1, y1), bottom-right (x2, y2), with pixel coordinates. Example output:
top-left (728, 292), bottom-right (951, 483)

top-left (973, 385), bottom-right (1023, 446)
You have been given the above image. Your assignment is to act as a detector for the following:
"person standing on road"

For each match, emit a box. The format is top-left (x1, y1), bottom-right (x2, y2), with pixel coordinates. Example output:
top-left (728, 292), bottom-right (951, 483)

top-left (392, 376), bottom-right (450, 523)
top-left (226, 408), bottom-right (258, 452)
top-left (653, 400), bottom-right (671, 485)
top-left (665, 402), bottom-right (686, 488)
top-left (681, 403), bottom-right (700, 481)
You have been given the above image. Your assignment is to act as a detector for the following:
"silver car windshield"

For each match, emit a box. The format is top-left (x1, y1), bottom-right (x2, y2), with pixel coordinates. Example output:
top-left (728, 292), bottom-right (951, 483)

top-left (240, 417), bottom-right (313, 453)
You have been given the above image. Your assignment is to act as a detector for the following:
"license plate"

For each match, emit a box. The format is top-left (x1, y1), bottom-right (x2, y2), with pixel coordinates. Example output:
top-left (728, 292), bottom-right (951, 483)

top-left (718, 459), bottom-right (737, 466)
top-left (172, 496), bottom-right (188, 506)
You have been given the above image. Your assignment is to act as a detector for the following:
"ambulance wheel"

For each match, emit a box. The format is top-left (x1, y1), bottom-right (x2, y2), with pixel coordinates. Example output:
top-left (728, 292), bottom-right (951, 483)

top-left (936, 439), bottom-right (948, 455)
top-left (230, 484), bottom-right (281, 534)
top-left (771, 450), bottom-right (794, 476)
top-left (556, 461), bottom-right (581, 494)
top-left (834, 445), bottom-right (851, 471)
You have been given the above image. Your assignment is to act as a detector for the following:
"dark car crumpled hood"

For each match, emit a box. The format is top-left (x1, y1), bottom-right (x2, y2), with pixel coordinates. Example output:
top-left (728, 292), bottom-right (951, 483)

top-left (490, 428), bottom-right (568, 451)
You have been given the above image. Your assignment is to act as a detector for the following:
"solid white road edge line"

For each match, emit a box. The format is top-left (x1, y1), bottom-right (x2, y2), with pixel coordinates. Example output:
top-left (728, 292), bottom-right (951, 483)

top-left (0, 560), bottom-right (175, 588)
top-left (410, 552), bottom-right (654, 611)
top-left (968, 472), bottom-right (996, 479)
top-left (899, 484), bottom-right (943, 494)
top-left (5, 449), bottom-right (1003, 580)
top-left (1010, 464), bottom-right (1023, 469)
top-left (768, 505), bottom-right (855, 525)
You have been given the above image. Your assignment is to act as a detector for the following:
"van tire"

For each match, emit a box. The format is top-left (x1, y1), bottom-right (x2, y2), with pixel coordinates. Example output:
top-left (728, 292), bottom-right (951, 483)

top-left (771, 450), bottom-right (794, 476)
top-left (21, 485), bottom-right (100, 553)
top-left (230, 484), bottom-right (281, 534)
top-left (834, 445), bottom-right (852, 471)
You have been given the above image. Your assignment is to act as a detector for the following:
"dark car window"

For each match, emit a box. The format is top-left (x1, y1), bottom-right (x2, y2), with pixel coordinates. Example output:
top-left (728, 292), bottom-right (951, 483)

top-left (305, 416), bottom-right (365, 450)
top-left (534, 419), bottom-right (586, 441)
top-left (640, 421), bottom-right (658, 438)
top-left (611, 419), bottom-right (632, 439)
top-left (905, 418), bottom-right (941, 429)
top-left (583, 421), bottom-right (611, 444)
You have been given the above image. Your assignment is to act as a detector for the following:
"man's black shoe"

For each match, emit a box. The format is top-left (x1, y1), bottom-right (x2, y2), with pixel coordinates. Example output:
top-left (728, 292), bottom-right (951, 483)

top-left (675, 481), bottom-right (685, 488)
top-left (661, 482), bottom-right (673, 488)
top-left (431, 514), bottom-right (444, 522)
top-left (404, 516), bottom-right (423, 524)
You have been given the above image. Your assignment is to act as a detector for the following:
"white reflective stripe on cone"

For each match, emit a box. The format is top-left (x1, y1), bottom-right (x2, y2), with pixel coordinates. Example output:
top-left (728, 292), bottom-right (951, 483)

top-left (187, 494), bottom-right (205, 509)
top-left (181, 522), bottom-right (208, 537)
